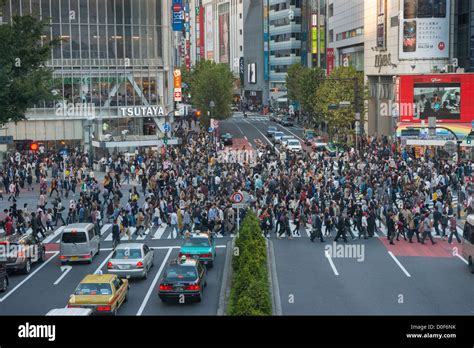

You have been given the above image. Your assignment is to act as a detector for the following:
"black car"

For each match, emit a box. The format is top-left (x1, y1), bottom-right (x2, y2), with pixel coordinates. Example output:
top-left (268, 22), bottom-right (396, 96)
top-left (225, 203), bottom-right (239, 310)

top-left (220, 133), bottom-right (233, 146)
top-left (281, 117), bottom-right (294, 127)
top-left (158, 257), bottom-right (207, 303)
top-left (0, 264), bottom-right (8, 292)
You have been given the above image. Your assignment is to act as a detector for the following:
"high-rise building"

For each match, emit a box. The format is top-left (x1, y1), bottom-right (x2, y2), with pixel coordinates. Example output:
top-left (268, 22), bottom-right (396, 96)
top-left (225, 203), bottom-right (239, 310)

top-left (0, 0), bottom-right (174, 157)
top-left (268, 0), bottom-right (303, 106)
top-left (327, 0), bottom-right (364, 73)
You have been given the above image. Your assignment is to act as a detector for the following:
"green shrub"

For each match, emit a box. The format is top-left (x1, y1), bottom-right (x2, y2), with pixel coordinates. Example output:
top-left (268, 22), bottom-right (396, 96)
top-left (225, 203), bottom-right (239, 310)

top-left (227, 210), bottom-right (272, 316)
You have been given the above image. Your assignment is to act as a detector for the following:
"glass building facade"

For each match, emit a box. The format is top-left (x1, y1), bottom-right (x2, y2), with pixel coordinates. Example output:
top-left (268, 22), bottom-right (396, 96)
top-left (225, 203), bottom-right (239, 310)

top-left (0, 0), bottom-right (170, 149)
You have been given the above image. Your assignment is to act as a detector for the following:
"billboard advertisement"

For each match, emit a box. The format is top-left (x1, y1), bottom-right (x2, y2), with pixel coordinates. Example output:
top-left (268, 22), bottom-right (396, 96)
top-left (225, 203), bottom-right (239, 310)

top-left (397, 74), bottom-right (474, 137)
top-left (326, 48), bottom-right (335, 76)
top-left (399, 0), bottom-right (450, 60)
top-left (205, 5), bottom-right (214, 60)
top-left (199, 7), bottom-right (205, 59)
top-left (377, 0), bottom-right (386, 48)
top-left (219, 12), bottom-right (230, 64)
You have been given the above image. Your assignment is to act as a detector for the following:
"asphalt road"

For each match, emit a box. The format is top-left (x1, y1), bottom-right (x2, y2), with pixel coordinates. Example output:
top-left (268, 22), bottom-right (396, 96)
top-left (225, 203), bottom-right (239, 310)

top-left (221, 113), bottom-right (474, 315)
top-left (0, 225), bottom-right (230, 316)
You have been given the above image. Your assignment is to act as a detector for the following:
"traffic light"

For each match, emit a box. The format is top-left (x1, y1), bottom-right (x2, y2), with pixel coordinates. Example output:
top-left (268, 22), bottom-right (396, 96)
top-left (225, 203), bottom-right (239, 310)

top-left (467, 137), bottom-right (472, 145)
top-left (195, 110), bottom-right (202, 118)
top-left (29, 143), bottom-right (39, 151)
top-left (163, 137), bottom-right (168, 145)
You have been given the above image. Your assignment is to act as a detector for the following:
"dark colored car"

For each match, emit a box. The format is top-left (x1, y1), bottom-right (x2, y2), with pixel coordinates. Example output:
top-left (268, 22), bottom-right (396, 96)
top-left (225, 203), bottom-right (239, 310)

top-left (0, 264), bottom-right (8, 292)
top-left (158, 257), bottom-right (207, 303)
top-left (220, 133), bottom-right (233, 146)
top-left (281, 117), bottom-right (294, 127)
top-left (0, 234), bottom-right (46, 274)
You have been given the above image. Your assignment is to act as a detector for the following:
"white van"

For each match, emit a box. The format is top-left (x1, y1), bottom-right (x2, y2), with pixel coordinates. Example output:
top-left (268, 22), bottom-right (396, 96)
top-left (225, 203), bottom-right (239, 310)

top-left (60, 223), bottom-right (100, 264)
top-left (462, 214), bottom-right (474, 273)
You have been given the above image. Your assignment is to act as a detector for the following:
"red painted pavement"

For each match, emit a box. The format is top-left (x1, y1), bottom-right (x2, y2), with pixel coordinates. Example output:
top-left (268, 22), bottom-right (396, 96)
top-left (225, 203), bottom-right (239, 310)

top-left (378, 237), bottom-right (463, 258)
top-left (228, 137), bottom-right (253, 150)
top-left (45, 243), bottom-right (60, 252)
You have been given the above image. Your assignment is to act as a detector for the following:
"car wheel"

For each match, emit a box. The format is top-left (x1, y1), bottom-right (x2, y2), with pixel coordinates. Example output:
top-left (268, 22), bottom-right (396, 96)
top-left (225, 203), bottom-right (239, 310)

top-left (124, 290), bottom-right (129, 303)
top-left (207, 261), bottom-right (214, 268)
top-left (97, 244), bottom-right (100, 255)
top-left (196, 292), bottom-right (202, 303)
top-left (112, 307), bottom-right (118, 316)
top-left (23, 260), bottom-right (31, 274)
top-left (204, 281), bottom-right (207, 288)
top-left (0, 277), bottom-right (7, 292)
top-left (88, 254), bottom-right (93, 264)
top-left (143, 269), bottom-right (148, 279)
top-left (470, 257), bottom-right (474, 274)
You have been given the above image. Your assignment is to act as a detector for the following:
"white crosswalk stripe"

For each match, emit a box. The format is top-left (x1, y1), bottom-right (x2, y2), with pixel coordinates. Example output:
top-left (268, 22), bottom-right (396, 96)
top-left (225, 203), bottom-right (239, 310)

top-left (152, 224), bottom-right (167, 239)
top-left (42, 226), bottom-right (65, 243)
top-left (136, 228), bottom-right (149, 240)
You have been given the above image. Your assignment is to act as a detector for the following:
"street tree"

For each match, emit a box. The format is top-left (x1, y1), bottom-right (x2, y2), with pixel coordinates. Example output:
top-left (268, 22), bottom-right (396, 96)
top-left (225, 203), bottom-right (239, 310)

top-left (311, 66), bottom-right (364, 141)
top-left (188, 60), bottom-right (234, 127)
top-left (0, 13), bottom-right (60, 126)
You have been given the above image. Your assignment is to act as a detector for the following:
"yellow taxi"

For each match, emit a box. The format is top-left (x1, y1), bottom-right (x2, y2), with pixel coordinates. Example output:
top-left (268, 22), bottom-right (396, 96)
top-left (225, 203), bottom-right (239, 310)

top-left (67, 274), bottom-right (129, 315)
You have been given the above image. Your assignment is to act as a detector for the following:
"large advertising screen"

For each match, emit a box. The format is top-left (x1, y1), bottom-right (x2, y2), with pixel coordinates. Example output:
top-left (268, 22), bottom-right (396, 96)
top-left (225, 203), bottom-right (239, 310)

top-left (205, 5), bottom-right (214, 60)
top-left (399, 0), bottom-right (450, 60)
top-left (219, 12), bottom-right (229, 64)
top-left (398, 74), bottom-right (474, 137)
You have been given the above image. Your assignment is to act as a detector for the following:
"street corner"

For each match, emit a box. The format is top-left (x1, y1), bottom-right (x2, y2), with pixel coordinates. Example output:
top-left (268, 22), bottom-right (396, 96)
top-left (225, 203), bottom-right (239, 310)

top-left (378, 237), bottom-right (463, 258)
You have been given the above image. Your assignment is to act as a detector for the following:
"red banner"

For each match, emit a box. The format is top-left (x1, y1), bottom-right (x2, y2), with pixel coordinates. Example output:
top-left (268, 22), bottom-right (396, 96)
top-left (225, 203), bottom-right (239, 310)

top-left (199, 7), bottom-right (205, 59)
top-left (326, 48), bottom-right (334, 76)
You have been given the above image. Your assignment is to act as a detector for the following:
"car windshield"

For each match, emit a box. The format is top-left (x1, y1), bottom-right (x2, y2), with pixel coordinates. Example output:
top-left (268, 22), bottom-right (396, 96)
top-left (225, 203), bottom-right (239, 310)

top-left (268, 127), bottom-right (277, 131)
top-left (112, 248), bottom-right (142, 259)
top-left (275, 132), bottom-right (284, 137)
top-left (61, 232), bottom-right (87, 244)
top-left (74, 283), bottom-right (112, 296)
top-left (288, 141), bottom-right (300, 146)
top-left (164, 265), bottom-right (198, 281)
top-left (183, 237), bottom-right (211, 247)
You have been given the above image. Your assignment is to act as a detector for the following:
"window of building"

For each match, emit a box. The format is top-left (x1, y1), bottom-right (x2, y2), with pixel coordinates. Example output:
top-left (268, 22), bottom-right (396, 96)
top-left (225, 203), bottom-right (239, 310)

top-left (390, 16), bottom-right (398, 27)
top-left (329, 29), bottom-right (334, 43)
top-left (240, 29), bottom-right (242, 35)
top-left (240, 45), bottom-right (243, 52)
top-left (336, 27), bottom-right (364, 41)
top-left (329, 3), bottom-right (334, 17)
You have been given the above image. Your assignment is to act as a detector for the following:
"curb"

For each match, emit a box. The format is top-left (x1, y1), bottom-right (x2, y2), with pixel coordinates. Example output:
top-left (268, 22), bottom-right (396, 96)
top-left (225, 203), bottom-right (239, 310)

top-left (266, 238), bottom-right (282, 315)
top-left (217, 238), bottom-right (234, 316)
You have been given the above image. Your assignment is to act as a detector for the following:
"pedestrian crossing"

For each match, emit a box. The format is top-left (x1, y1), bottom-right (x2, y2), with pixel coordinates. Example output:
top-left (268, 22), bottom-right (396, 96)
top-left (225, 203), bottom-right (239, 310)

top-left (394, 193), bottom-right (459, 210)
top-left (232, 115), bottom-right (270, 122)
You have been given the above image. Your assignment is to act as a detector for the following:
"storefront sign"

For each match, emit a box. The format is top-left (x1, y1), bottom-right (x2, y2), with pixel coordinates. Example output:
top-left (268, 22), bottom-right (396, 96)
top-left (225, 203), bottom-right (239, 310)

top-left (119, 106), bottom-right (166, 117)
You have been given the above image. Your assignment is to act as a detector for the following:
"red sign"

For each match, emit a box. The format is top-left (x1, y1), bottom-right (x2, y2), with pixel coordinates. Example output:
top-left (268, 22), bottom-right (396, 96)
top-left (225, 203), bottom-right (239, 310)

top-left (199, 7), bottom-right (205, 59)
top-left (326, 48), bottom-right (335, 76)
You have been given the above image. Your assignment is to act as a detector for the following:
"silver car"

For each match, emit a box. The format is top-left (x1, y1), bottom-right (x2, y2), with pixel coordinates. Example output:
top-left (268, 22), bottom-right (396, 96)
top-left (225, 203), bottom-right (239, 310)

top-left (107, 243), bottom-right (154, 279)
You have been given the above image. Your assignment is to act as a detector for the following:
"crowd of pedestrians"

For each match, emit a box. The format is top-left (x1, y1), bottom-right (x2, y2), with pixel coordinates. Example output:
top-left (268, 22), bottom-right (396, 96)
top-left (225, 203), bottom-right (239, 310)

top-left (0, 119), bottom-right (472, 249)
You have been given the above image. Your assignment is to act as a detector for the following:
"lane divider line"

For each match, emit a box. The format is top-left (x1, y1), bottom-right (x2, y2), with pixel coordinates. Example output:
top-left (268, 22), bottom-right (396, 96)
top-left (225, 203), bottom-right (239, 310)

top-left (388, 251), bottom-right (411, 277)
top-left (0, 252), bottom-right (59, 303)
top-left (324, 250), bottom-right (339, 276)
top-left (137, 248), bottom-right (173, 316)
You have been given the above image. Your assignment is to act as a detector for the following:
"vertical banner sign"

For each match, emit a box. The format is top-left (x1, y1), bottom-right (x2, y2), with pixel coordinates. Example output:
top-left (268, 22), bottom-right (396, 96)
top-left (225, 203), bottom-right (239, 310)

top-left (205, 5), bottom-right (214, 60)
top-left (195, 6), bottom-right (200, 61)
top-left (218, 4), bottom-right (230, 64)
top-left (174, 69), bottom-right (182, 102)
top-left (399, 0), bottom-right (450, 59)
top-left (172, 0), bottom-right (184, 32)
top-left (263, 0), bottom-right (269, 81)
top-left (326, 48), bottom-right (334, 76)
top-left (239, 57), bottom-right (244, 87)
top-left (312, 14), bottom-right (317, 54)
top-left (185, 2), bottom-right (191, 69)
top-left (376, 0), bottom-right (386, 48)
top-left (199, 7), bottom-right (205, 59)
top-left (320, 25), bottom-right (325, 55)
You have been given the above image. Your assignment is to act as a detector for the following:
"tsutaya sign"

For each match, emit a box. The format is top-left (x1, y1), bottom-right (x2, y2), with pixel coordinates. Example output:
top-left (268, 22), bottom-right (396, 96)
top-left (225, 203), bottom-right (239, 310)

top-left (119, 106), bottom-right (166, 117)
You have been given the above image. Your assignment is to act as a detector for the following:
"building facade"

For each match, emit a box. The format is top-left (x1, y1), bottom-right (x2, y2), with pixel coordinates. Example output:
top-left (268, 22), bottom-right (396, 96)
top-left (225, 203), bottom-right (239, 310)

top-left (364, 0), bottom-right (455, 137)
top-left (327, 0), bottom-right (364, 72)
top-left (268, 0), bottom-right (302, 104)
top-left (0, 0), bottom-right (174, 156)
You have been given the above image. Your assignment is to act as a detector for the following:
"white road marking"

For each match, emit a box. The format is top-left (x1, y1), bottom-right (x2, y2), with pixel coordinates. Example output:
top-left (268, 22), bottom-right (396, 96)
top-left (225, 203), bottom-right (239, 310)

top-left (152, 225), bottom-right (167, 239)
top-left (277, 124), bottom-right (305, 142)
top-left (100, 224), bottom-right (112, 235)
top-left (43, 226), bottom-right (65, 243)
top-left (0, 251), bottom-right (59, 303)
top-left (324, 250), bottom-right (339, 276)
top-left (244, 120), bottom-right (280, 155)
top-left (53, 265), bottom-right (72, 285)
top-left (99, 245), bottom-right (227, 252)
top-left (137, 248), bottom-right (173, 316)
top-left (93, 251), bottom-right (114, 275)
top-left (388, 251), bottom-right (411, 277)
top-left (455, 254), bottom-right (469, 265)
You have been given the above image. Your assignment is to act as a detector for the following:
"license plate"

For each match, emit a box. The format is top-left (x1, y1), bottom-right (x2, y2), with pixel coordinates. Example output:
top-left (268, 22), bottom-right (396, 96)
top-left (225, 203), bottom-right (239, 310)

top-left (118, 264), bottom-right (131, 270)
top-left (174, 286), bottom-right (183, 291)
top-left (70, 256), bottom-right (79, 261)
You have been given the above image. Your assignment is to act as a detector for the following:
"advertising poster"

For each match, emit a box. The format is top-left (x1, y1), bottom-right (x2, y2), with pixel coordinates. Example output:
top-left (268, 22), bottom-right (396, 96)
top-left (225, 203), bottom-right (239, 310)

top-left (205, 5), bottom-right (214, 60)
top-left (219, 12), bottom-right (230, 64)
top-left (263, 0), bottom-right (269, 81)
top-left (399, 0), bottom-right (450, 59)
